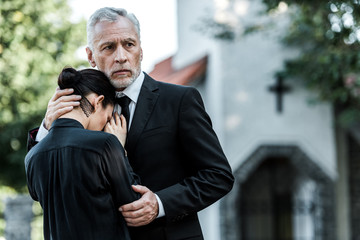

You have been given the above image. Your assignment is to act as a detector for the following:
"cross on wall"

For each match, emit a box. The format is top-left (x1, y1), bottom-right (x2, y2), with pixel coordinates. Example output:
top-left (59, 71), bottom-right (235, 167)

top-left (268, 75), bottom-right (291, 113)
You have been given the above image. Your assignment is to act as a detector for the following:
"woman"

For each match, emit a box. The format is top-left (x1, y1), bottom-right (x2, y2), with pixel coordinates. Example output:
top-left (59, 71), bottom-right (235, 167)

top-left (25, 67), bottom-right (140, 240)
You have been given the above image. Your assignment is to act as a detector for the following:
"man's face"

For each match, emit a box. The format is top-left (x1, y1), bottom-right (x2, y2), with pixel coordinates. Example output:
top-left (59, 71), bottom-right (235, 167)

top-left (86, 16), bottom-right (143, 91)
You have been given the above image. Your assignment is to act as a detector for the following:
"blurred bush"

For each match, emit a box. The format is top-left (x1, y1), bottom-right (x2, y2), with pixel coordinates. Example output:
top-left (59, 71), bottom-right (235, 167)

top-left (0, 0), bottom-right (87, 191)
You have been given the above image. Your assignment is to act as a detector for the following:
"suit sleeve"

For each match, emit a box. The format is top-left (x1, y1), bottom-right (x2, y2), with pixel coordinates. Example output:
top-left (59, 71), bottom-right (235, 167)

top-left (27, 120), bottom-right (51, 151)
top-left (24, 153), bottom-right (39, 202)
top-left (102, 135), bottom-right (141, 207)
top-left (27, 127), bottom-right (39, 152)
top-left (156, 87), bottom-right (234, 222)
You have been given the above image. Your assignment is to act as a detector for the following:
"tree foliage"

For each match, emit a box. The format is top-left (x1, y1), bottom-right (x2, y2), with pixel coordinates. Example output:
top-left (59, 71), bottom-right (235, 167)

top-left (0, 0), bottom-right (87, 190)
top-left (201, 0), bottom-right (360, 126)
top-left (260, 0), bottom-right (360, 126)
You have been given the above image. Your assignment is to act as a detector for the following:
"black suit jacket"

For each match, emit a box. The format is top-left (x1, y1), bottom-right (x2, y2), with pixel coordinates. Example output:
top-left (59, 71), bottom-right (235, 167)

top-left (125, 73), bottom-right (234, 240)
top-left (27, 73), bottom-right (234, 240)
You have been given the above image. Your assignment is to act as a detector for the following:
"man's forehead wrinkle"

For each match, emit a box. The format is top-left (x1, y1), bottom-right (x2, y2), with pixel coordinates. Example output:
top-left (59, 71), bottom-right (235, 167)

top-left (93, 26), bottom-right (138, 46)
top-left (94, 34), bottom-right (138, 50)
top-left (95, 35), bottom-right (137, 46)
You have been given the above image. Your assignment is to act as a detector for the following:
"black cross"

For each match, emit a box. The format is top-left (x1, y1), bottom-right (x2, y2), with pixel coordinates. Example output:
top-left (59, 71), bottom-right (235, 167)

top-left (268, 76), bottom-right (291, 113)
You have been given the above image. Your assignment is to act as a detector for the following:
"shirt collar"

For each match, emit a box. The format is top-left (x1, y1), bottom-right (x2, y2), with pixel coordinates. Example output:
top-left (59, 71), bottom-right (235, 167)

top-left (115, 71), bottom-right (144, 104)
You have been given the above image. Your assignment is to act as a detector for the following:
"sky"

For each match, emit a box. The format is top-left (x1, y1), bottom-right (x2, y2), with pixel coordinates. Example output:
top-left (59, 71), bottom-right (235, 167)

top-left (69, 0), bottom-right (178, 72)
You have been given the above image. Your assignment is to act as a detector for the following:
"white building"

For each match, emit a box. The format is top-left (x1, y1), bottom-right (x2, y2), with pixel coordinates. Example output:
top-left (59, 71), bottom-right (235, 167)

top-left (150, 0), bottom-right (356, 239)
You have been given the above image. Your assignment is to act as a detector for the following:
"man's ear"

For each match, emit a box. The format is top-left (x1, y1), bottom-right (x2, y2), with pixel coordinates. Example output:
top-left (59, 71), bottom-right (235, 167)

top-left (93, 95), bottom-right (105, 111)
top-left (140, 48), bottom-right (143, 61)
top-left (86, 47), bottom-right (97, 68)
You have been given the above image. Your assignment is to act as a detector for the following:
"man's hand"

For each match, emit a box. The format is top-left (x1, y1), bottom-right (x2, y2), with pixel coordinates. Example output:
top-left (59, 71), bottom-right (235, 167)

top-left (104, 113), bottom-right (127, 147)
top-left (44, 88), bottom-right (81, 129)
top-left (119, 185), bottom-right (159, 227)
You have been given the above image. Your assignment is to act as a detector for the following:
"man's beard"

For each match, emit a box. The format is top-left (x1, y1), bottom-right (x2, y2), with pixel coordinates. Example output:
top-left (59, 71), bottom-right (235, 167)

top-left (110, 65), bottom-right (141, 90)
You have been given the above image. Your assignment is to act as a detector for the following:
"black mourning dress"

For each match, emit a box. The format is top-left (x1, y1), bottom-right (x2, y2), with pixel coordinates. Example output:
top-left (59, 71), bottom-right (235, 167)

top-left (25, 118), bottom-right (140, 240)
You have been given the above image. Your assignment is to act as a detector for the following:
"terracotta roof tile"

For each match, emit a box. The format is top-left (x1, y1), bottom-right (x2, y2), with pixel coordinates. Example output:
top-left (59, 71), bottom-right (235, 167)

top-left (149, 55), bottom-right (208, 86)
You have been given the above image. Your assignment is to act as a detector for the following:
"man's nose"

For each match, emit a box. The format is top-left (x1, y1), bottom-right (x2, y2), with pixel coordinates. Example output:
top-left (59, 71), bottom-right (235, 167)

top-left (114, 47), bottom-right (127, 63)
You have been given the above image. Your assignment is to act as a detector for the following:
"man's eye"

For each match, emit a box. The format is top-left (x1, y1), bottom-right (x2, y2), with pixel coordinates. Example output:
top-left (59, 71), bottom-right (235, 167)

top-left (103, 45), bottom-right (113, 50)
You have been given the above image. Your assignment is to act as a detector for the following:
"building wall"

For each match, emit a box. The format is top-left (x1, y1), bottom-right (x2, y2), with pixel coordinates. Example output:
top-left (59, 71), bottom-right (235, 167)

top-left (216, 1), bottom-right (337, 179)
top-left (175, 0), bottom-right (338, 239)
top-left (175, 0), bottom-right (337, 177)
top-left (173, 0), bottom-right (214, 71)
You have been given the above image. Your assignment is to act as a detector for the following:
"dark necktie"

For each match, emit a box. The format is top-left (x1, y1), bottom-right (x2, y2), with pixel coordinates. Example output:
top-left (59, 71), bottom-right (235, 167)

top-left (116, 96), bottom-right (131, 128)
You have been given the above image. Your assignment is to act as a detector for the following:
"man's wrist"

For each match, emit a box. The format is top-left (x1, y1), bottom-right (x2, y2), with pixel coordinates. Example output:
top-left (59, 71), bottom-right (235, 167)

top-left (35, 119), bottom-right (50, 142)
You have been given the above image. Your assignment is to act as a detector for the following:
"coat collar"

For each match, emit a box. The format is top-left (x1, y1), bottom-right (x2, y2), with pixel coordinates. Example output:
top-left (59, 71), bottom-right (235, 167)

top-left (125, 73), bottom-right (159, 152)
top-left (51, 118), bottom-right (84, 130)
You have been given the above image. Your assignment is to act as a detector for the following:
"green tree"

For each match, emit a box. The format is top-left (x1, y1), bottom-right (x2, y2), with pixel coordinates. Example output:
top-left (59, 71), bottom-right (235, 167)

top-left (260, 0), bottom-right (360, 127)
top-left (0, 0), bottom-right (87, 190)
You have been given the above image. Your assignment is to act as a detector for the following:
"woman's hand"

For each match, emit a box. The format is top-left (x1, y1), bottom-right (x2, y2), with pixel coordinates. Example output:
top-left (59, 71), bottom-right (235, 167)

top-left (104, 113), bottom-right (127, 147)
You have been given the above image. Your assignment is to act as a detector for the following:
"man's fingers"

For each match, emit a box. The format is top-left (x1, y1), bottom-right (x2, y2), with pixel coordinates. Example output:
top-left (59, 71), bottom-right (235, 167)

top-left (44, 88), bottom-right (81, 129)
top-left (55, 100), bottom-right (80, 109)
top-left (131, 185), bottom-right (150, 195)
top-left (50, 88), bottom-right (74, 102)
top-left (52, 95), bottom-right (81, 106)
top-left (118, 186), bottom-right (150, 212)
top-left (124, 216), bottom-right (152, 227)
top-left (49, 106), bottom-right (74, 119)
top-left (121, 207), bottom-right (142, 219)
top-left (121, 204), bottom-right (157, 226)
top-left (119, 199), bottom-right (143, 212)
top-left (45, 106), bottom-right (74, 129)
top-left (122, 205), bottom-right (159, 227)
top-left (119, 186), bottom-right (154, 213)
top-left (119, 186), bottom-right (158, 227)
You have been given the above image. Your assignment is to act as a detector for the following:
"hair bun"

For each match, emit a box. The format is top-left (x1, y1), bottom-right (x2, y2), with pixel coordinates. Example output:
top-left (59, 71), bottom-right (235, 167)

top-left (58, 67), bottom-right (82, 89)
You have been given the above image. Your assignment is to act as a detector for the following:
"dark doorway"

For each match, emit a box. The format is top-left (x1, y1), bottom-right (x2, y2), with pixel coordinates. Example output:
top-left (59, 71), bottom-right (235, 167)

top-left (221, 146), bottom-right (336, 240)
top-left (240, 157), bottom-right (295, 240)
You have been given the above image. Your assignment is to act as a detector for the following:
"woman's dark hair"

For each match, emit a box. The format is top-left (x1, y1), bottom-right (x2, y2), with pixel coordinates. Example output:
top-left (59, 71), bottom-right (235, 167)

top-left (58, 67), bottom-right (115, 117)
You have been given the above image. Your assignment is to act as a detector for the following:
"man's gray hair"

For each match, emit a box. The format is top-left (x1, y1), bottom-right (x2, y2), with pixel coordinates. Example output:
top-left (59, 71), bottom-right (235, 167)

top-left (87, 7), bottom-right (141, 50)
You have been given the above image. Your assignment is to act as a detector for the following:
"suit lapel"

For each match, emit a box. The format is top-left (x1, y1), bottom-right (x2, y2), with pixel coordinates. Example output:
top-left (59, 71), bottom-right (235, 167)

top-left (126, 73), bottom-right (159, 153)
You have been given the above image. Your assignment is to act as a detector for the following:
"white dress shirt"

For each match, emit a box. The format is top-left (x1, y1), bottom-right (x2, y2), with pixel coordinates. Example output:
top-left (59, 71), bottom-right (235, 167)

top-left (113, 71), bottom-right (144, 129)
